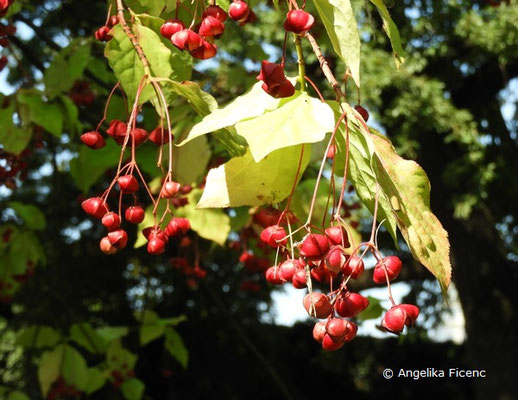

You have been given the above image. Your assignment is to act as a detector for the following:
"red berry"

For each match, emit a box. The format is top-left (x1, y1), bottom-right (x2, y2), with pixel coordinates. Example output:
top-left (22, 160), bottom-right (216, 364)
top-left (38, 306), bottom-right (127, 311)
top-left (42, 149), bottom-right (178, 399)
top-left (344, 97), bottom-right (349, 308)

top-left (147, 237), bottom-right (166, 255)
top-left (325, 318), bottom-right (357, 342)
top-left (334, 292), bottom-right (369, 318)
top-left (342, 255), bottom-right (364, 279)
top-left (149, 127), bottom-right (173, 145)
top-left (373, 256), bottom-right (402, 284)
top-left (165, 217), bottom-right (191, 237)
top-left (118, 175), bottom-right (139, 194)
top-left (203, 5), bottom-right (228, 22)
top-left (303, 292), bottom-right (333, 319)
top-left (161, 181), bottom-right (181, 198)
top-left (239, 9), bottom-right (257, 26)
top-left (399, 304), bottom-right (420, 326)
top-left (102, 212), bottom-right (121, 231)
top-left (198, 16), bottom-right (225, 37)
top-left (310, 265), bottom-right (331, 283)
top-left (291, 269), bottom-right (307, 289)
top-left (321, 334), bottom-right (345, 351)
top-left (171, 29), bottom-right (203, 52)
top-left (312, 321), bottom-right (327, 343)
top-left (131, 128), bottom-right (149, 146)
top-left (95, 26), bottom-right (112, 42)
top-left (354, 105), bottom-right (369, 122)
top-left (279, 259), bottom-right (303, 282)
top-left (265, 266), bottom-right (284, 284)
top-left (381, 305), bottom-right (407, 334)
top-left (80, 131), bottom-right (106, 149)
top-left (82, 197), bottom-right (109, 219)
top-left (253, 207), bottom-right (281, 228)
top-left (283, 10), bottom-right (314, 35)
top-left (299, 234), bottom-right (330, 260)
top-left (326, 143), bottom-right (336, 159)
top-left (190, 40), bottom-right (217, 60)
top-left (100, 236), bottom-right (118, 255)
top-left (259, 225), bottom-right (287, 248)
top-left (325, 246), bottom-right (346, 274)
top-left (108, 229), bottom-right (128, 249)
top-left (125, 206), bottom-right (145, 224)
top-left (228, 0), bottom-right (250, 22)
top-left (325, 225), bottom-right (349, 247)
top-left (160, 19), bottom-right (185, 40)
top-left (108, 15), bottom-right (119, 27)
top-left (143, 227), bottom-right (169, 243)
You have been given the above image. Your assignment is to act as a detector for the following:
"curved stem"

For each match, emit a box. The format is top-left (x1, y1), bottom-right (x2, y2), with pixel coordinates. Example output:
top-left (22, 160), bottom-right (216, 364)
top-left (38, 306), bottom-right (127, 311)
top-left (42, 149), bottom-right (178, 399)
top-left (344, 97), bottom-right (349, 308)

top-left (294, 35), bottom-right (306, 92)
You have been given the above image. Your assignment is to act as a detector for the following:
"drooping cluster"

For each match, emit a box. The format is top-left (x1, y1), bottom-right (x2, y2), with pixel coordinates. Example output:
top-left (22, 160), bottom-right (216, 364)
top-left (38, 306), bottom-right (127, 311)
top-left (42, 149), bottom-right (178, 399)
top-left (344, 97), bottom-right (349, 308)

top-left (94, 15), bottom-right (119, 42)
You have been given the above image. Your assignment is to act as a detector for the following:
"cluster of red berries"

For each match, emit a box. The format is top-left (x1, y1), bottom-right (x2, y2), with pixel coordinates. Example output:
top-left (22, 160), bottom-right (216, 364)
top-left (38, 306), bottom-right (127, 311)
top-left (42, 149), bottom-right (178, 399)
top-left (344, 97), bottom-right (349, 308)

top-left (0, 0), bottom-right (13, 17)
top-left (170, 257), bottom-right (207, 288)
top-left (159, 1), bottom-right (255, 61)
top-left (68, 80), bottom-right (95, 106)
top-left (46, 376), bottom-right (81, 400)
top-left (258, 222), bottom-right (420, 350)
top-left (94, 15), bottom-right (119, 42)
top-left (256, 9), bottom-right (315, 98)
top-left (80, 119), bottom-right (173, 150)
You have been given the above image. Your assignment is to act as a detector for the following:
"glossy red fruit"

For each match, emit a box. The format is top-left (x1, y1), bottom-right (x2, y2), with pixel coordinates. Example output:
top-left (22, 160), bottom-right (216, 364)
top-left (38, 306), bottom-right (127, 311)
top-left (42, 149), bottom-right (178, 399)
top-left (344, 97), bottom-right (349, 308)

top-left (125, 206), bottom-right (145, 224)
top-left (149, 127), bottom-right (173, 145)
top-left (108, 15), bottom-right (119, 28)
top-left (303, 292), bottom-right (333, 319)
top-left (279, 259), bottom-right (303, 282)
top-left (80, 131), bottom-right (106, 149)
top-left (131, 128), bottom-right (149, 146)
top-left (228, 0), bottom-right (250, 22)
top-left (260, 225), bottom-right (287, 248)
top-left (253, 207), bottom-right (281, 228)
top-left (322, 334), bottom-right (345, 351)
top-left (299, 234), bottom-right (330, 260)
top-left (106, 119), bottom-right (127, 137)
top-left (265, 266), bottom-right (284, 285)
top-left (291, 269), bottom-right (307, 289)
top-left (165, 217), bottom-right (191, 237)
top-left (334, 292), bottom-right (369, 318)
top-left (82, 197), bottom-right (109, 219)
top-left (239, 9), bottom-right (257, 26)
top-left (190, 40), bottom-right (217, 60)
top-left (325, 226), bottom-right (349, 247)
top-left (326, 143), bottom-right (336, 159)
top-left (354, 105), bottom-right (369, 122)
top-left (161, 181), bottom-right (181, 198)
top-left (399, 304), bottom-right (420, 326)
top-left (95, 26), bottom-right (112, 42)
top-left (342, 256), bottom-right (364, 279)
top-left (143, 227), bottom-right (168, 243)
top-left (102, 212), bottom-right (121, 231)
top-left (203, 5), bottom-right (228, 22)
top-left (160, 19), bottom-right (185, 39)
top-left (283, 10), bottom-right (314, 35)
top-left (147, 237), bottom-right (166, 255)
top-left (381, 305), bottom-right (407, 334)
top-left (311, 265), bottom-right (331, 283)
top-left (325, 246), bottom-right (346, 274)
top-left (171, 29), bottom-right (203, 51)
top-left (373, 256), bottom-right (403, 284)
top-left (198, 16), bottom-right (225, 37)
top-left (108, 229), bottom-right (128, 249)
top-left (100, 236), bottom-right (118, 255)
top-left (325, 317), bottom-right (357, 341)
top-left (118, 175), bottom-right (139, 194)
top-left (312, 321), bottom-right (327, 343)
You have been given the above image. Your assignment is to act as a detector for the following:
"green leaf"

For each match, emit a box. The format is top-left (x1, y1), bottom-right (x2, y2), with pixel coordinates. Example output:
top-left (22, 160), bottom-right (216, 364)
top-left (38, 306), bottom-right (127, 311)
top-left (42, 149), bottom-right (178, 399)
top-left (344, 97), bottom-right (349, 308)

top-left (8, 202), bottom-right (46, 230)
top-left (85, 367), bottom-right (107, 395)
top-left (70, 323), bottom-right (107, 354)
top-left (69, 140), bottom-right (120, 193)
top-left (173, 135), bottom-right (211, 185)
top-left (7, 391), bottom-right (30, 400)
top-left (7, 231), bottom-right (44, 275)
top-left (95, 326), bottom-right (129, 342)
top-left (180, 81), bottom-right (282, 146)
top-left (331, 102), bottom-right (398, 241)
top-left (59, 95), bottom-right (82, 137)
top-left (197, 145), bottom-right (310, 208)
top-left (44, 41), bottom-right (91, 97)
top-left (291, 179), bottom-right (333, 227)
top-left (0, 105), bottom-right (32, 155)
top-left (235, 92), bottom-right (335, 162)
top-left (38, 346), bottom-right (64, 397)
top-left (16, 326), bottom-right (61, 348)
top-left (166, 80), bottom-right (218, 116)
top-left (313, 0), bottom-right (361, 86)
top-left (121, 378), bottom-right (145, 400)
top-left (356, 296), bottom-right (384, 320)
top-left (62, 345), bottom-right (89, 391)
top-left (125, 0), bottom-right (166, 16)
top-left (175, 188), bottom-right (231, 245)
top-left (164, 327), bottom-right (188, 368)
top-left (369, 0), bottom-right (406, 67)
top-left (139, 325), bottom-right (165, 346)
top-left (105, 23), bottom-right (190, 105)
top-left (106, 340), bottom-right (137, 371)
top-left (17, 92), bottom-right (63, 137)
top-left (370, 131), bottom-right (451, 291)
